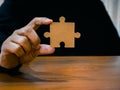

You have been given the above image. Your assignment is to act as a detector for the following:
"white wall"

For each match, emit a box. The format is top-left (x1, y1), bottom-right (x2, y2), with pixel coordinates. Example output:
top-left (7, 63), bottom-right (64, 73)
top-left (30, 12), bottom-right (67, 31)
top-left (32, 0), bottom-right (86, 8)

top-left (101, 0), bottom-right (120, 37)
top-left (0, 0), bottom-right (3, 6)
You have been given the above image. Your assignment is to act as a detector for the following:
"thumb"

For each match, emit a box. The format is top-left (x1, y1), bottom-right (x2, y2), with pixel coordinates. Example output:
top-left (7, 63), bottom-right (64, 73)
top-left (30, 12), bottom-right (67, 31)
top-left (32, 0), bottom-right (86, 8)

top-left (38, 44), bottom-right (55, 55)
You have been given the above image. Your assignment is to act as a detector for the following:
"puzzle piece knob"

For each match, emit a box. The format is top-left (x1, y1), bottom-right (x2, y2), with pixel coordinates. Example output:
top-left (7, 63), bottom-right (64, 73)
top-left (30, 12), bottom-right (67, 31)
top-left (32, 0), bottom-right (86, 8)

top-left (75, 32), bottom-right (81, 38)
top-left (59, 16), bottom-right (65, 23)
top-left (44, 32), bottom-right (50, 38)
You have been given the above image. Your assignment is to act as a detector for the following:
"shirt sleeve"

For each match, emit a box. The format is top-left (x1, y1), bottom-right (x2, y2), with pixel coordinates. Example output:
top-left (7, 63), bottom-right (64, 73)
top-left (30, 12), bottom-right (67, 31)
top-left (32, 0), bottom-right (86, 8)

top-left (0, 64), bottom-right (22, 75)
top-left (0, 0), bottom-right (20, 49)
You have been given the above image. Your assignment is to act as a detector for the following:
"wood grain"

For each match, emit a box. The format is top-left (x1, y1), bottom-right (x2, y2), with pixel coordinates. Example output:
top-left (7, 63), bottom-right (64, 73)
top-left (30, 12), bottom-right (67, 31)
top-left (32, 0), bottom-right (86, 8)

top-left (0, 56), bottom-right (120, 90)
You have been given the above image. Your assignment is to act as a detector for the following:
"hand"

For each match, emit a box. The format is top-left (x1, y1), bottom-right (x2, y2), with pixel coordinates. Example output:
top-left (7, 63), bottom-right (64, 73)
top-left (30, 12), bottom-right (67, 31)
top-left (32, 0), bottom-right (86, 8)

top-left (0, 17), bottom-right (55, 69)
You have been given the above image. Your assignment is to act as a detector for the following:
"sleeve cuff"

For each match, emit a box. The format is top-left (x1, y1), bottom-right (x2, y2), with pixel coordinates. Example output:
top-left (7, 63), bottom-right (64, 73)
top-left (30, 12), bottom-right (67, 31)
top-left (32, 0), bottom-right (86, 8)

top-left (0, 64), bottom-right (22, 75)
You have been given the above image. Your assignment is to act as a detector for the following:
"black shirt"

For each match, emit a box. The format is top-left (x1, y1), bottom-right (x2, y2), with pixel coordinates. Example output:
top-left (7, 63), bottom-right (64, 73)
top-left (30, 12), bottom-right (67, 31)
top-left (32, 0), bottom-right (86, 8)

top-left (0, 0), bottom-right (120, 56)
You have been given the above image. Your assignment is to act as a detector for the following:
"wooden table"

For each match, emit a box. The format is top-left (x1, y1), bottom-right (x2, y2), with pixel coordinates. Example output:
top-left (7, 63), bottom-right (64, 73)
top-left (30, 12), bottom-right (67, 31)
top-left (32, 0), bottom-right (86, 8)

top-left (0, 56), bottom-right (120, 90)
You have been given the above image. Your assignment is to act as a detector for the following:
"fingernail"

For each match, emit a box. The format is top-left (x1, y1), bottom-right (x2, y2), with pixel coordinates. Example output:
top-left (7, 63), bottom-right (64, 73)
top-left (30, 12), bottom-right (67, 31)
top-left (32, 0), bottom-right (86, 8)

top-left (45, 18), bottom-right (53, 22)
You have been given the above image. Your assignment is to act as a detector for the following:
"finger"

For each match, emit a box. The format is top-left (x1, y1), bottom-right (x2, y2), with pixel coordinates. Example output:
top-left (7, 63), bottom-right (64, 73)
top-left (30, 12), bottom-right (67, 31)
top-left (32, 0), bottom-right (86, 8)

top-left (38, 44), bottom-right (55, 55)
top-left (10, 34), bottom-right (32, 53)
top-left (20, 49), bottom-right (40, 64)
top-left (15, 17), bottom-right (53, 48)
top-left (16, 28), bottom-right (40, 47)
top-left (26, 17), bottom-right (53, 30)
top-left (4, 42), bottom-right (25, 57)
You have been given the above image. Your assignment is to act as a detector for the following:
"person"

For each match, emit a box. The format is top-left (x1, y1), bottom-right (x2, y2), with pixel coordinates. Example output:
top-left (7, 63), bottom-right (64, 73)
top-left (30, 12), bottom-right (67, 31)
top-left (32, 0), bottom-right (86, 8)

top-left (0, 0), bottom-right (120, 72)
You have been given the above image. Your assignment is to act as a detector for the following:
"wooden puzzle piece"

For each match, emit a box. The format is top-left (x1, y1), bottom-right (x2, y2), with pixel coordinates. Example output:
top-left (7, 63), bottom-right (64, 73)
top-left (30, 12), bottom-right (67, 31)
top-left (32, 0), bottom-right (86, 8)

top-left (44, 16), bottom-right (81, 48)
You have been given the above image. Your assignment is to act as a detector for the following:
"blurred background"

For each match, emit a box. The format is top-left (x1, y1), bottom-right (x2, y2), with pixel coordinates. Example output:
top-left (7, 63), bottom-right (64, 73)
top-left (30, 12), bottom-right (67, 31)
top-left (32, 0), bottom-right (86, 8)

top-left (0, 0), bottom-right (3, 6)
top-left (101, 0), bottom-right (120, 37)
top-left (0, 0), bottom-right (120, 37)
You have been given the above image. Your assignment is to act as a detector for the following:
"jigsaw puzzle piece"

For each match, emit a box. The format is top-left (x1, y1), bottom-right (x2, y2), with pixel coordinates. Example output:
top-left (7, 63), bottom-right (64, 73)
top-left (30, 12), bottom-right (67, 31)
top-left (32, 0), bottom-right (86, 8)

top-left (44, 16), bottom-right (81, 48)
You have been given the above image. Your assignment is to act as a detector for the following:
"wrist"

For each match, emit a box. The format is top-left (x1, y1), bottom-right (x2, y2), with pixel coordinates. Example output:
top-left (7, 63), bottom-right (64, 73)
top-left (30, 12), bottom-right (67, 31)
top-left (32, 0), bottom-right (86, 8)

top-left (0, 54), bottom-right (22, 75)
top-left (0, 52), bottom-right (21, 69)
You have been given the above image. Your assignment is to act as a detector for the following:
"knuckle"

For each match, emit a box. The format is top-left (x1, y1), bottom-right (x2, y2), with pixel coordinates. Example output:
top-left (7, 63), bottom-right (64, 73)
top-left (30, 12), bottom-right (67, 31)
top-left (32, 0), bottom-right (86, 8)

top-left (33, 17), bottom-right (39, 21)
top-left (34, 37), bottom-right (40, 46)
top-left (13, 30), bottom-right (19, 34)
top-left (17, 27), bottom-right (32, 35)
top-left (22, 27), bottom-right (32, 34)
top-left (19, 36), bottom-right (28, 44)
top-left (13, 44), bottom-right (21, 53)
top-left (13, 45), bottom-right (25, 57)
